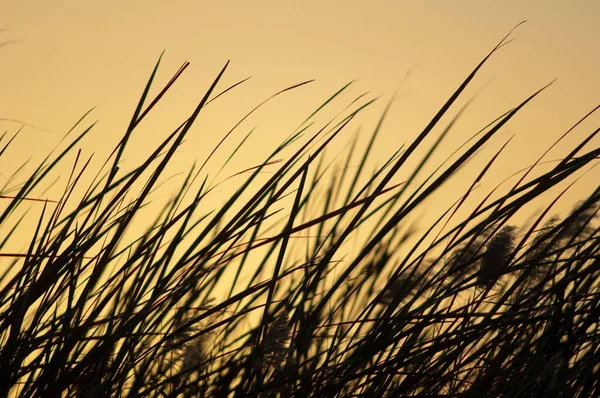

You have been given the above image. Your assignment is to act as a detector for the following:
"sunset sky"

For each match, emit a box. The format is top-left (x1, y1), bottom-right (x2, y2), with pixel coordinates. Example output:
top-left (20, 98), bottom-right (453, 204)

top-left (1, 1), bottom-right (598, 250)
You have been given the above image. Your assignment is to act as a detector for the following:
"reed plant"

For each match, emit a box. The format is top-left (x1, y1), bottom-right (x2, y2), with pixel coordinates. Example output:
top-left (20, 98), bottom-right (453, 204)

top-left (1, 25), bottom-right (599, 397)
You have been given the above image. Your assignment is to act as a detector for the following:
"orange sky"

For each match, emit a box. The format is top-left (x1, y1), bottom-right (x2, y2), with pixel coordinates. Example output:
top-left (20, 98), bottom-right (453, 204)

top-left (1, 1), bottom-right (599, 252)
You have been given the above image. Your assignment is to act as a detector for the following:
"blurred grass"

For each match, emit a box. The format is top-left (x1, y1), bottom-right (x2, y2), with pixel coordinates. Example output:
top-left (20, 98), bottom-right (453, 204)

top-left (1, 25), bottom-right (599, 397)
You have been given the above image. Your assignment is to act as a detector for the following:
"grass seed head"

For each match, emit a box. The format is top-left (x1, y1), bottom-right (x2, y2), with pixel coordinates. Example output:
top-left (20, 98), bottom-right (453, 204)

top-left (477, 225), bottom-right (518, 287)
top-left (255, 308), bottom-right (292, 371)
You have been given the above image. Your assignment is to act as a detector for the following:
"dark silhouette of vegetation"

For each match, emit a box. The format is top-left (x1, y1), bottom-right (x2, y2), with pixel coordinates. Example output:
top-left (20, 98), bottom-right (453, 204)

top-left (1, 24), bottom-right (599, 397)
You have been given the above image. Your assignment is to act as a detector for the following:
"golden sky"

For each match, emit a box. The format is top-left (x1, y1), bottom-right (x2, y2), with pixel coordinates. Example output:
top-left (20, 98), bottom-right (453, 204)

top-left (1, 1), bottom-right (599, 251)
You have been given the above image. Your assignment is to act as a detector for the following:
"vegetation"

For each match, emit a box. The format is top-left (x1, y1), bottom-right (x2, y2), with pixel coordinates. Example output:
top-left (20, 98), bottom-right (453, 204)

top-left (1, 25), bottom-right (599, 397)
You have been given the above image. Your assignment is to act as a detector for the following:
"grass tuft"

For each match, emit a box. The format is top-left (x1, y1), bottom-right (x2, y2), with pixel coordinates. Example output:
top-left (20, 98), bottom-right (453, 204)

top-left (1, 25), bottom-right (599, 397)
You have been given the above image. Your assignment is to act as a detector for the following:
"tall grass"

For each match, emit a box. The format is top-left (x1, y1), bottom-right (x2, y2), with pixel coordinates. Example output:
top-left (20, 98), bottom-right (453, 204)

top-left (1, 26), bottom-right (599, 397)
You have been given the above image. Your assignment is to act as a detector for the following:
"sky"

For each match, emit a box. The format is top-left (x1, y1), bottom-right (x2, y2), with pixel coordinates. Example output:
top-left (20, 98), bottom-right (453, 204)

top-left (1, 1), bottom-right (599, 252)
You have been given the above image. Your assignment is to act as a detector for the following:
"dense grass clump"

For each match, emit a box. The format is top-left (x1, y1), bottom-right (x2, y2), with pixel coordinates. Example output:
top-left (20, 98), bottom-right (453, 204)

top-left (1, 27), bottom-right (599, 397)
